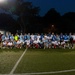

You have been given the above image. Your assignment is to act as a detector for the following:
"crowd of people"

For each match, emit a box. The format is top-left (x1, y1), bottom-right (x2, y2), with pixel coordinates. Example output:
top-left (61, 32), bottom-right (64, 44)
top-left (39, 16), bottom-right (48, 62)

top-left (0, 32), bottom-right (75, 49)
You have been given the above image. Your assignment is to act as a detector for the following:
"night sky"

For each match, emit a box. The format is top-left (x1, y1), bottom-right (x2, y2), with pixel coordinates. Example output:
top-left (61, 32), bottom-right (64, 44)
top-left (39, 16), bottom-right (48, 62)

top-left (0, 0), bottom-right (75, 16)
top-left (25, 0), bottom-right (75, 16)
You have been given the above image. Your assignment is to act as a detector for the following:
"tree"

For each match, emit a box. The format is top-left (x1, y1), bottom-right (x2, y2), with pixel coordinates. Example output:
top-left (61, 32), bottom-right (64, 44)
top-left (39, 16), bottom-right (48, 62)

top-left (60, 12), bottom-right (75, 33)
top-left (0, 0), bottom-right (40, 33)
top-left (0, 13), bottom-right (19, 33)
top-left (43, 8), bottom-right (61, 33)
top-left (44, 8), bottom-right (61, 23)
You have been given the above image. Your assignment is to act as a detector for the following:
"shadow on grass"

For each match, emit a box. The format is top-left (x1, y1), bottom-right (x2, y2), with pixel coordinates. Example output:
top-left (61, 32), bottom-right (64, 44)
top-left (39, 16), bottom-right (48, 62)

top-left (28, 48), bottom-right (75, 53)
top-left (0, 48), bottom-right (25, 53)
top-left (0, 48), bottom-right (75, 53)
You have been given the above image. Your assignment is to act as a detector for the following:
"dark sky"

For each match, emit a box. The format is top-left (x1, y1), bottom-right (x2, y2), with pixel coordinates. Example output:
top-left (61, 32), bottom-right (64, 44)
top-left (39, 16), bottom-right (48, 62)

top-left (25, 0), bottom-right (75, 16)
top-left (0, 0), bottom-right (75, 16)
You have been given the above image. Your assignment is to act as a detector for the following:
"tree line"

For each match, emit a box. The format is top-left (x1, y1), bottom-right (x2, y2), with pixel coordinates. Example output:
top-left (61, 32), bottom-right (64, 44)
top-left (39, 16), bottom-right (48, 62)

top-left (0, 0), bottom-right (75, 34)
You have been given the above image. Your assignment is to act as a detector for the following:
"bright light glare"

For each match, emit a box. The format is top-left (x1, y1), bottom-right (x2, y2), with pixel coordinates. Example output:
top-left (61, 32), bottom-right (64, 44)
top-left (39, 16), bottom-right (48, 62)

top-left (0, 0), bottom-right (6, 3)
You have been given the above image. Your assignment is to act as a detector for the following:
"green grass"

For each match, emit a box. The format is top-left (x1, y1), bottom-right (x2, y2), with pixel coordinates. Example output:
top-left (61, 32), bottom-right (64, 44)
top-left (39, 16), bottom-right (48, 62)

top-left (38, 71), bottom-right (75, 75)
top-left (36, 71), bottom-right (75, 75)
top-left (15, 48), bottom-right (75, 75)
top-left (0, 48), bottom-right (75, 75)
top-left (0, 49), bottom-right (24, 74)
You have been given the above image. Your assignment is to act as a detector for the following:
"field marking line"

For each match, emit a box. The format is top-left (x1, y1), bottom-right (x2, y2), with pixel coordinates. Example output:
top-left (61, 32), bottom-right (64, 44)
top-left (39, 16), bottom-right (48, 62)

top-left (1, 69), bottom-right (75, 75)
top-left (9, 48), bottom-right (28, 75)
top-left (11, 69), bottom-right (75, 75)
top-left (18, 69), bottom-right (75, 75)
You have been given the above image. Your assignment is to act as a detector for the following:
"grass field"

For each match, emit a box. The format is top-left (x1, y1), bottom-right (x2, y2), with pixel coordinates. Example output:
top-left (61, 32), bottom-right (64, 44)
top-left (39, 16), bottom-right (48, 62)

top-left (0, 49), bottom-right (24, 74)
top-left (0, 48), bottom-right (75, 75)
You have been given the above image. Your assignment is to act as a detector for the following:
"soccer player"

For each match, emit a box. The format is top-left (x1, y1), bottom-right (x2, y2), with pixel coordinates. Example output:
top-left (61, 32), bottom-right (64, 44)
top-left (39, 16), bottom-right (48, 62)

top-left (56, 34), bottom-right (60, 48)
top-left (59, 33), bottom-right (65, 48)
top-left (5, 34), bottom-right (9, 42)
top-left (14, 33), bottom-right (19, 42)
top-left (0, 33), bottom-right (2, 48)
top-left (25, 39), bottom-right (30, 48)
top-left (51, 33), bottom-right (57, 48)
top-left (16, 39), bottom-right (22, 48)
top-left (72, 33), bottom-right (75, 43)
top-left (63, 33), bottom-right (69, 48)
top-left (69, 33), bottom-right (73, 49)
top-left (31, 33), bottom-right (35, 41)
top-left (2, 40), bottom-right (7, 49)
top-left (48, 39), bottom-right (52, 48)
top-left (37, 33), bottom-right (41, 41)
top-left (40, 33), bottom-right (44, 41)
top-left (71, 33), bottom-right (75, 49)
top-left (1, 33), bottom-right (5, 42)
top-left (33, 38), bottom-right (39, 48)
top-left (43, 36), bottom-right (48, 49)
top-left (7, 40), bottom-right (13, 49)
top-left (19, 33), bottom-right (24, 47)
top-left (10, 34), bottom-right (14, 42)
top-left (27, 33), bottom-right (31, 40)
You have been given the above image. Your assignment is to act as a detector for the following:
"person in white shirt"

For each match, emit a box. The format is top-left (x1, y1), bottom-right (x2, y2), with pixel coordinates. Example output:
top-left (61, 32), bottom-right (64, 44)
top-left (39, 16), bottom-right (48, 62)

top-left (37, 34), bottom-right (41, 41)
top-left (16, 39), bottom-right (22, 48)
top-left (2, 40), bottom-right (7, 48)
top-left (43, 37), bottom-right (48, 49)
top-left (5, 35), bottom-right (9, 42)
top-left (33, 38), bottom-right (39, 48)
top-left (72, 33), bottom-right (75, 43)
top-left (25, 39), bottom-right (30, 48)
top-left (31, 33), bottom-right (35, 41)
top-left (7, 41), bottom-right (13, 48)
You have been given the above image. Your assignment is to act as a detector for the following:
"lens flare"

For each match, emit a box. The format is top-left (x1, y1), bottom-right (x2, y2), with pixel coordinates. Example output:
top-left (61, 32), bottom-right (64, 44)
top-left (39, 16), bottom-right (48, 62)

top-left (0, 0), bottom-right (5, 2)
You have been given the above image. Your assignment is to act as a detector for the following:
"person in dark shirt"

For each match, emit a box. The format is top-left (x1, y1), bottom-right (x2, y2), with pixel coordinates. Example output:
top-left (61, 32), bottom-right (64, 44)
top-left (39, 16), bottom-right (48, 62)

top-left (0, 33), bottom-right (2, 48)
top-left (69, 33), bottom-right (73, 49)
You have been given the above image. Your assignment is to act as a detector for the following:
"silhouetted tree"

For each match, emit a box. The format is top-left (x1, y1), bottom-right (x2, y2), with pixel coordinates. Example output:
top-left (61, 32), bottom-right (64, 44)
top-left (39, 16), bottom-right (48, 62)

top-left (60, 12), bottom-right (75, 33)
top-left (0, 13), bottom-right (19, 33)
top-left (43, 8), bottom-right (61, 33)
top-left (10, 0), bottom-right (40, 33)
top-left (1, 0), bottom-right (75, 33)
top-left (0, 0), bottom-right (40, 33)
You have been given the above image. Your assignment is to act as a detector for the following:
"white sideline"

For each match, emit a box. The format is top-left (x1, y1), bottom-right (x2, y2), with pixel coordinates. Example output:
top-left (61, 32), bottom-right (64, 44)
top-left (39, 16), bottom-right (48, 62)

top-left (23, 69), bottom-right (75, 75)
top-left (10, 48), bottom-right (28, 74)
top-left (1, 69), bottom-right (75, 75)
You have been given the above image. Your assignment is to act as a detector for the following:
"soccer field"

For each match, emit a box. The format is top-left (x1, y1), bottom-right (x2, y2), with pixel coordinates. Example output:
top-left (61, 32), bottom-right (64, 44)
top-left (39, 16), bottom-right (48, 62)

top-left (0, 48), bottom-right (75, 75)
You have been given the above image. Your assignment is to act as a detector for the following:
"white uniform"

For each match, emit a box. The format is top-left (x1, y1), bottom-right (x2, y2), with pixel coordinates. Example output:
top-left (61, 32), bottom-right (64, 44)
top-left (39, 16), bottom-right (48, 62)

top-left (7, 42), bottom-right (13, 46)
top-left (17, 40), bottom-right (21, 44)
top-left (37, 35), bottom-right (41, 40)
top-left (33, 40), bottom-right (38, 44)
top-left (3, 41), bottom-right (7, 46)
top-left (31, 35), bottom-right (34, 41)
top-left (72, 35), bottom-right (75, 41)
top-left (26, 40), bottom-right (30, 45)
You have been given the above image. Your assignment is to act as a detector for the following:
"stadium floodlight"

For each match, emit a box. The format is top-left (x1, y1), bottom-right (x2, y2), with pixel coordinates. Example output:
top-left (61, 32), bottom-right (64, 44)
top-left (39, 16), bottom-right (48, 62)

top-left (0, 0), bottom-right (9, 5)
top-left (0, 0), bottom-right (6, 3)
top-left (0, 0), bottom-right (10, 7)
